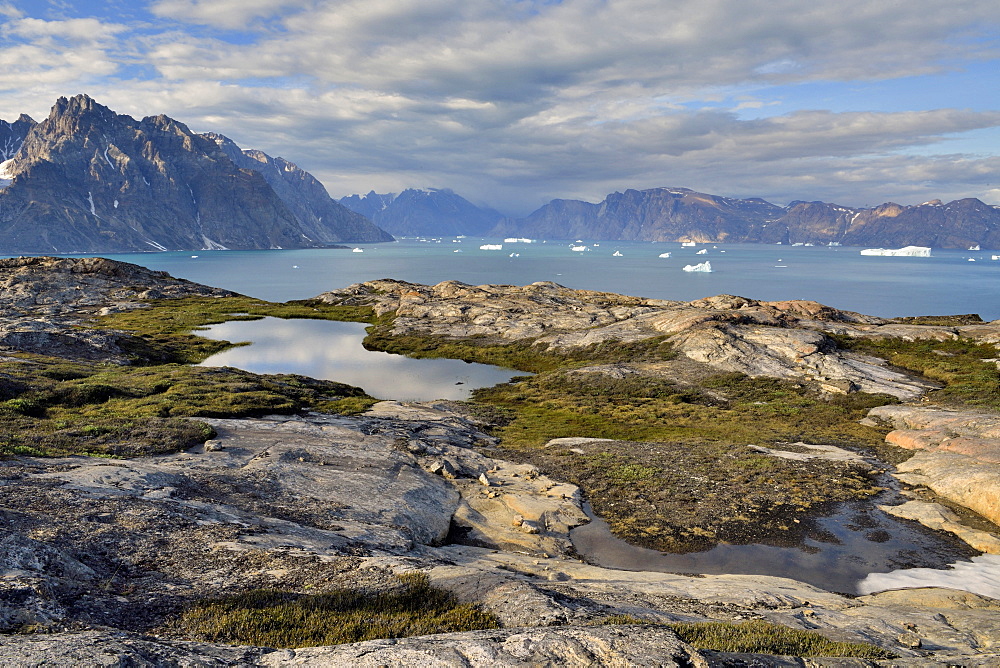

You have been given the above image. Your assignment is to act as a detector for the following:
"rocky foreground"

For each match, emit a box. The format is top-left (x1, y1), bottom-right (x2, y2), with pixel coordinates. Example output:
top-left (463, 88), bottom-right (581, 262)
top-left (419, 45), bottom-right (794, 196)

top-left (3, 260), bottom-right (1000, 665)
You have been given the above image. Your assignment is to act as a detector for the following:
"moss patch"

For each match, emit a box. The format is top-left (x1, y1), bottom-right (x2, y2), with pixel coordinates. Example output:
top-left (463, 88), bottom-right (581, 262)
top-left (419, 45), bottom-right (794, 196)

top-left (590, 616), bottom-right (894, 658)
top-left (836, 335), bottom-right (1000, 410)
top-left (669, 619), bottom-right (895, 659)
top-left (171, 572), bottom-right (499, 648)
top-left (0, 296), bottom-right (382, 458)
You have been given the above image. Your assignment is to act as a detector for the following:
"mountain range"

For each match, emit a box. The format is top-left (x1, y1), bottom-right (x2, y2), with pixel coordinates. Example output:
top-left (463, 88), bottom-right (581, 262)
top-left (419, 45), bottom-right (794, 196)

top-left (490, 187), bottom-right (1000, 249)
top-left (338, 188), bottom-right (503, 237)
top-left (0, 95), bottom-right (390, 254)
top-left (3, 94), bottom-right (999, 253)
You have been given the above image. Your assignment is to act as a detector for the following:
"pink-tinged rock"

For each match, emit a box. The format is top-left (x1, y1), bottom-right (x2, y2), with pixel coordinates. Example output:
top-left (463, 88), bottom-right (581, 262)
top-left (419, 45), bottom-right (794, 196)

top-left (937, 437), bottom-right (1000, 464)
top-left (885, 429), bottom-right (951, 450)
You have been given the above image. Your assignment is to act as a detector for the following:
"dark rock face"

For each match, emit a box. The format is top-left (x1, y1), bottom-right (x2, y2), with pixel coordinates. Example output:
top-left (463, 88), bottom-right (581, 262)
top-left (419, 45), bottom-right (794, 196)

top-left (207, 133), bottom-right (392, 244)
top-left (497, 187), bottom-right (1000, 249)
top-left (0, 95), bottom-right (387, 253)
top-left (0, 113), bottom-right (34, 162)
top-left (339, 188), bottom-right (502, 237)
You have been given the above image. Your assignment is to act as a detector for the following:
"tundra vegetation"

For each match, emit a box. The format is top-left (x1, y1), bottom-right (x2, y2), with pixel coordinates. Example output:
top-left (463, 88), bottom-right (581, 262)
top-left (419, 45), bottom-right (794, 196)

top-left (171, 572), bottom-right (499, 648)
top-left (3, 293), bottom-right (997, 656)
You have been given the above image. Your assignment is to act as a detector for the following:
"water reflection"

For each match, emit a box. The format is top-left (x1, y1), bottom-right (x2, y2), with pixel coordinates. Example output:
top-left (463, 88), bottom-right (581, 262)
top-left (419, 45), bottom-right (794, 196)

top-left (197, 317), bottom-right (522, 401)
top-left (571, 500), bottom-right (975, 594)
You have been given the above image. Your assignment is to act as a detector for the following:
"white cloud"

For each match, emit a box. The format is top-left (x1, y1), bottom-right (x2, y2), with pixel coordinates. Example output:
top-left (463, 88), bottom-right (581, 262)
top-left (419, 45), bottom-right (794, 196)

top-left (0, 2), bottom-right (22, 19)
top-left (150, 0), bottom-right (305, 30)
top-left (3, 0), bottom-right (1000, 213)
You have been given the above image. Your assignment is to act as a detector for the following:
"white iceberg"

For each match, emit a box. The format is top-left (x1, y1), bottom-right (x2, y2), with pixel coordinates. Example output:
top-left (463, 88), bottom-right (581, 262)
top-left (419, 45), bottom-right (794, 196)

top-left (658, 252), bottom-right (671, 258)
top-left (479, 244), bottom-right (503, 250)
top-left (680, 241), bottom-right (696, 247)
top-left (612, 250), bottom-right (623, 257)
top-left (859, 246), bottom-right (931, 257)
top-left (504, 237), bottom-right (535, 243)
top-left (352, 247), bottom-right (364, 253)
top-left (682, 261), bottom-right (712, 273)
top-left (970, 244), bottom-right (981, 251)
top-left (695, 248), bottom-right (707, 255)
top-left (571, 245), bottom-right (589, 252)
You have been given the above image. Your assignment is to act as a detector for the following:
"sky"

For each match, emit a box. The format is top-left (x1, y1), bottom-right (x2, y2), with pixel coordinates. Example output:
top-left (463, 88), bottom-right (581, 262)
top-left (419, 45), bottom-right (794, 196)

top-left (1, 0), bottom-right (999, 216)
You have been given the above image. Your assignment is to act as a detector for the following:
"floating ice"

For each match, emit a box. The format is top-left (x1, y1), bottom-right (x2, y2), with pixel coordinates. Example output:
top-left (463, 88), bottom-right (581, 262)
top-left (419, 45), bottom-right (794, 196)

top-left (683, 261), bottom-right (712, 273)
top-left (860, 246), bottom-right (931, 257)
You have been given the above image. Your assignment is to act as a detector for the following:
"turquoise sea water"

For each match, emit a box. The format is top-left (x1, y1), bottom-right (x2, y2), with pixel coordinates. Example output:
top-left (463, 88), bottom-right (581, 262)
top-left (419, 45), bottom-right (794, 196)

top-left (96, 238), bottom-right (1000, 321)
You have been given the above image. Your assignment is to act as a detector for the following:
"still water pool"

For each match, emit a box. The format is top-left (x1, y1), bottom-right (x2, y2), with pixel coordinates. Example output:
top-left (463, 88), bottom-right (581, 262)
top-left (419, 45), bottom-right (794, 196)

top-left (196, 317), bottom-right (522, 401)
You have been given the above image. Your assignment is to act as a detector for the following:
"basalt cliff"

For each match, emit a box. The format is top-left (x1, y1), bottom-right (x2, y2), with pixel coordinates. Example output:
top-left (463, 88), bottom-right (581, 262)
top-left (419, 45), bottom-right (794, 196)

top-left (0, 95), bottom-right (390, 253)
top-left (3, 258), bottom-right (1000, 665)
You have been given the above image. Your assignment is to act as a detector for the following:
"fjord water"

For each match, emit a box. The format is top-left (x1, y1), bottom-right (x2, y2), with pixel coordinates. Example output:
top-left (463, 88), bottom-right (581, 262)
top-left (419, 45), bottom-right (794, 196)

top-left (102, 238), bottom-right (1000, 321)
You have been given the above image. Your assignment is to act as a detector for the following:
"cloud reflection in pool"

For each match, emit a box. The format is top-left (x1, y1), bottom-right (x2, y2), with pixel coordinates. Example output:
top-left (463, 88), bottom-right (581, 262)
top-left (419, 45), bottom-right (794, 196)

top-left (196, 317), bottom-right (523, 401)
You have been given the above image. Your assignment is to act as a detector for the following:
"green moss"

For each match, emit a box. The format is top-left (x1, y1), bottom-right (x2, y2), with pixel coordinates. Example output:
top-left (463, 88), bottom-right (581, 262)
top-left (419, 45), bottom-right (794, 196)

top-left (172, 572), bottom-right (499, 648)
top-left (589, 616), bottom-right (894, 658)
top-left (834, 335), bottom-right (1000, 410)
top-left (0, 356), bottom-right (373, 458)
top-left (363, 329), bottom-right (676, 374)
top-left (666, 619), bottom-right (895, 659)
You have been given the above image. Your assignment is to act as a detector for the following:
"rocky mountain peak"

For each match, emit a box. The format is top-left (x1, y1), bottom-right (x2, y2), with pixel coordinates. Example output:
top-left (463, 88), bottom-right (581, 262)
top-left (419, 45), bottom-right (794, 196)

top-left (0, 95), bottom-right (391, 252)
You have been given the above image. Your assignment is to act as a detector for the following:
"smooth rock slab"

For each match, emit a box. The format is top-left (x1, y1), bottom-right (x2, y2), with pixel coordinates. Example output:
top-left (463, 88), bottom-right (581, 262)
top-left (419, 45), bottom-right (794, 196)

top-left (259, 625), bottom-right (698, 667)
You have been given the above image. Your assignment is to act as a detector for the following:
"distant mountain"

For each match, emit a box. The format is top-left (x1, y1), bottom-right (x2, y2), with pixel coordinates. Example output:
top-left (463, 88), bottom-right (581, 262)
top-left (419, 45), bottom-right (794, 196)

top-left (493, 187), bottom-right (1000, 249)
top-left (339, 188), bottom-right (503, 237)
top-left (0, 95), bottom-right (390, 254)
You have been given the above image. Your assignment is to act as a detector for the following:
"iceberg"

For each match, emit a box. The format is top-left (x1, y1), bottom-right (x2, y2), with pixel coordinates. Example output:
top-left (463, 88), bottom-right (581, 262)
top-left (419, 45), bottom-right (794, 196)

top-left (479, 244), bottom-right (503, 250)
top-left (352, 247), bottom-right (364, 252)
top-left (695, 248), bottom-right (707, 255)
top-left (970, 244), bottom-right (981, 251)
top-left (570, 245), bottom-right (589, 252)
top-left (658, 252), bottom-right (671, 258)
top-left (680, 241), bottom-right (696, 247)
top-left (612, 250), bottom-right (623, 257)
top-left (859, 246), bottom-right (931, 257)
top-left (504, 237), bottom-right (535, 243)
top-left (682, 261), bottom-right (712, 273)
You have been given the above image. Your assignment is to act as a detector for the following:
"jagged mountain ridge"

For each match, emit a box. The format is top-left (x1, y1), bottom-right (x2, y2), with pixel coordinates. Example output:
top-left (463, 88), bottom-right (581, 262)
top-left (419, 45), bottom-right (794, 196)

top-left (207, 133), bottom-right (391, 245)
top-left (0, 95), bottom-right (390, 253)
top-left (493, 187), bottom-right (1000, 249)
top-left (339, 188), bottom-right (503, 237)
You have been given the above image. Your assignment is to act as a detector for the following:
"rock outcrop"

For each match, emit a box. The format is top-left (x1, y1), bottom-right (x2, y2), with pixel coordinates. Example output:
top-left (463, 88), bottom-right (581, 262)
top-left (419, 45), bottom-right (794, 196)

top-left (319, 279), bottom-right (1000, 400)
top-left (867, 405), bottom-right (1000, 527)
top-left (0, 95), bottom-right (390, 253)
top-left (0, 256), bottom-right (235, 362)
top-left (4, 259), bottom-right (1000, 665)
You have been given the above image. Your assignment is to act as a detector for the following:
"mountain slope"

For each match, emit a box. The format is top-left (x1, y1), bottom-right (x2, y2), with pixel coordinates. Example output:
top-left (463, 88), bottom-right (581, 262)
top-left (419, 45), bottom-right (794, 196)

top-left (339, 188), bottom-right (502, 237)
top-left (0, 95), bottom-right (389, 253)
top-left (208, 134), bottom-right (391, 244)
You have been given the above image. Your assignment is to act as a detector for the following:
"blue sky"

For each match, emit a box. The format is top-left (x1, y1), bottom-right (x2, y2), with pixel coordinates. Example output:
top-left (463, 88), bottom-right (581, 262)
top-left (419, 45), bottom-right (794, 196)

top-left (2, 0), bottom-right (999, 214)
